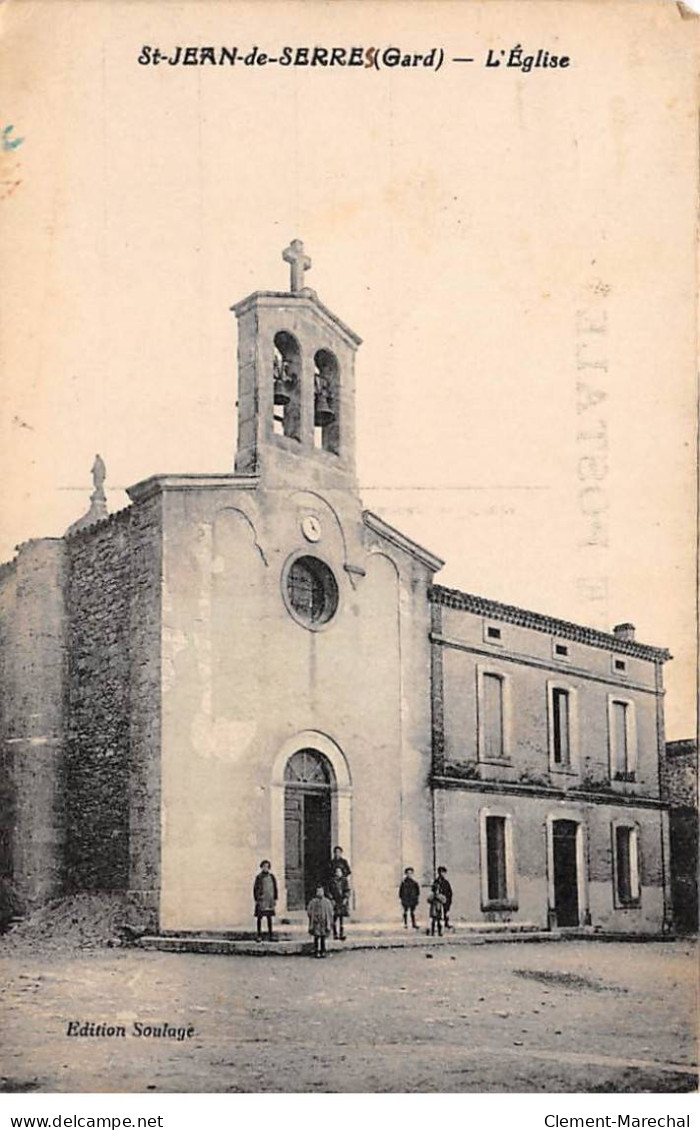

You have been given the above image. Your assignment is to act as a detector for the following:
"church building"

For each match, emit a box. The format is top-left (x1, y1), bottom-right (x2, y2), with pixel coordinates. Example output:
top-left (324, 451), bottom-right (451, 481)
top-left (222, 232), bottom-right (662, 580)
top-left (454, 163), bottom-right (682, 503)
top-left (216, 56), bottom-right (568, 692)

top-left (0, 243), bottom-right (674, 936)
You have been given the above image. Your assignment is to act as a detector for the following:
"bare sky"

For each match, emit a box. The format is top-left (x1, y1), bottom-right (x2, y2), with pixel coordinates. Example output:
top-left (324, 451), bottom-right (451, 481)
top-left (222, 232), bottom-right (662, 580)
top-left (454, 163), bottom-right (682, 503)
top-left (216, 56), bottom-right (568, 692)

top-left (0, 0), bottom-right (696, 737)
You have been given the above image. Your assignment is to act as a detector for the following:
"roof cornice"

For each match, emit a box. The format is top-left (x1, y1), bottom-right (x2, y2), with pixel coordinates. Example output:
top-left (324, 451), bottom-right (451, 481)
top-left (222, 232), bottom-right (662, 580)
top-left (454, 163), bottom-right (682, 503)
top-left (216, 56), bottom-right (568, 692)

top-left (127, 474), bottom-right (260, 503)
top-left (430, 583), bottom-right (670, 662)
top-left (230, 290), bottom-right (362, 349)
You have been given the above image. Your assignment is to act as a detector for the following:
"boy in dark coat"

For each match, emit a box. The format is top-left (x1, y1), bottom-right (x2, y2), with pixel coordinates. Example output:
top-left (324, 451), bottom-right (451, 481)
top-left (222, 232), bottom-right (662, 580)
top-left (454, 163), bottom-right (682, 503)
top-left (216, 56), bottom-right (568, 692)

top-left (328, 845), bottom-right (352, 884)
top-left (434, 866), bottom-right (453, 930)
top-left (398, 867), bottom-right (420, 929)
top-left (328, 866), bottom-right (351, 940)
top-left (307, 885), bottom-right (334, 957)
top-left (253, 860), bottom-right (278, 941)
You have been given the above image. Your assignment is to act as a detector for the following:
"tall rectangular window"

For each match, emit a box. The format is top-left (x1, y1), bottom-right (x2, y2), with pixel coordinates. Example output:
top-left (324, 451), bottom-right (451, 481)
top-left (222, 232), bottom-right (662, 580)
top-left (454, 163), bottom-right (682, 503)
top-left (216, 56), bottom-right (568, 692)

top-left (480, 810), bottom-right (517, 909)
top-left (486, 816), bottom-right (508, 902)
top-left (482, 673), bottom-right (505, 760)
top-left (610, 699), bottom-right (635, 779)
top-left (548, 682), bottom-right (577, 773)
top-left (615, 825), bottom-right (640, 905)
top-left (613, 700), bottom-right (627, 763)
top-left (552, 688), bottom-right (570, 767)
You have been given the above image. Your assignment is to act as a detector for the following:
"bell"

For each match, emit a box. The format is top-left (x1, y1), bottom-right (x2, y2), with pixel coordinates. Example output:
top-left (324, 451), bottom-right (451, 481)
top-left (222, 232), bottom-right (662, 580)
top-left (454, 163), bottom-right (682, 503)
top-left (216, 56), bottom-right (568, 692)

top-left (314, 389), bottom-right (335, 427)
top-left (273, 374), bottom-right (290, 406)
top-left (273, 357), bottom-right (292, 405)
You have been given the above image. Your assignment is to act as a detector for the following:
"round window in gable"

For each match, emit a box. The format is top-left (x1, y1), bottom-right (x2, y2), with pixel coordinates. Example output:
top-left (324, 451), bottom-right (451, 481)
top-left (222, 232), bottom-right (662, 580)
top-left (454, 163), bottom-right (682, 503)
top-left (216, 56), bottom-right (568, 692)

top-left (283, 554), bottom-right (339, 629)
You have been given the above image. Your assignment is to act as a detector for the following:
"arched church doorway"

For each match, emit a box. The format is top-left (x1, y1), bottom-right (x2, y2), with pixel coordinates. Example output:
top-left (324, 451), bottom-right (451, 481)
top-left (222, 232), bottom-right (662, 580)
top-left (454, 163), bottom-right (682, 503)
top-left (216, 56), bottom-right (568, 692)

top-left (284, 749), bottom-right (334, 910)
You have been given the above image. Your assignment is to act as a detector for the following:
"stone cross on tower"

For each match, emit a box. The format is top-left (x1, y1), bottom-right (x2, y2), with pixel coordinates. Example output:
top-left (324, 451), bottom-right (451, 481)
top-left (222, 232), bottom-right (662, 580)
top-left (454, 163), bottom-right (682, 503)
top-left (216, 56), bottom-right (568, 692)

top-left (282, 239), bottom-right (311, 293)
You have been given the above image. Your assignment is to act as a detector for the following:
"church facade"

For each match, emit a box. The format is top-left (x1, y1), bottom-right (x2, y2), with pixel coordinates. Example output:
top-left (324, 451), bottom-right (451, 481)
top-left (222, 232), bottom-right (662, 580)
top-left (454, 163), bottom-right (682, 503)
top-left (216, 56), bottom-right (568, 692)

top-left (0, 244), bottom-right (674, 935)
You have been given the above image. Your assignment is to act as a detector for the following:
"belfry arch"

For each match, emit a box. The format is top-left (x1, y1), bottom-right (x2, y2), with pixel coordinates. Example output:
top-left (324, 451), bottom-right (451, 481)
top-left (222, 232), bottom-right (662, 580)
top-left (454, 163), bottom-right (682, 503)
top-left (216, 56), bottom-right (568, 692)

top-left (313, 348), bottom-right (340, 454)
top-left (272, 330), bottom-right (301, 441)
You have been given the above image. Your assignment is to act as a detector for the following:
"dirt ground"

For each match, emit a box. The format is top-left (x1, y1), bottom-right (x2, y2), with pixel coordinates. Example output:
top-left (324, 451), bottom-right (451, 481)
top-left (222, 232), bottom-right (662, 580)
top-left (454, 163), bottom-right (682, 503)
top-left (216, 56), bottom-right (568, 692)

top-left (1, 939), bottom-right (697, 1093)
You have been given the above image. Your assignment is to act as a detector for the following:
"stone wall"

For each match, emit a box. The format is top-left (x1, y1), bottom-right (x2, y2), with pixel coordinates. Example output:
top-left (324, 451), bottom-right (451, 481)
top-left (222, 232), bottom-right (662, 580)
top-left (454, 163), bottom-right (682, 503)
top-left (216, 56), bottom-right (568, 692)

top-left (661, 739), bottom-right (698, 810)
top-left (65, 513), bottom-right (132, 892)
top-left (0, 495), bottom-right (163, 922)
top-left (127, 493), bottom-right (163, 921)
top-left (0, 540), bottom-right (67, 917)
top-left (661, 739), bottom-right (698, 934)
top-left (1, 557), bottom-right (22, 919)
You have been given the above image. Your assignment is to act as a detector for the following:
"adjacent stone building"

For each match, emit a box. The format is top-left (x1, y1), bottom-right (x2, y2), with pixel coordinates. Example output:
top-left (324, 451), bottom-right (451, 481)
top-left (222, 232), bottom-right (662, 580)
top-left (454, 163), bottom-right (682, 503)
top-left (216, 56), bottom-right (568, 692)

top-left (661, 739), bottom-right (698, 935)
top-left (0, 243), bottom-right (679, 935)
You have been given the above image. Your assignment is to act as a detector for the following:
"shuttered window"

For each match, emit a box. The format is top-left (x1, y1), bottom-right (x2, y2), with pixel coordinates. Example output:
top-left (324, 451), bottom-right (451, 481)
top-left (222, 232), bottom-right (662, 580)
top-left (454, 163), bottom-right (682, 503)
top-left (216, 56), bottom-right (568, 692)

top-left (552, 689), bottom-right (570, 767)
top-left (482, 673), bottom-right (505, 760)
top-left (610, 699), bottom-right (636, 779)
top-left (486, 816), bottom-right (508, 902)
top-left (615, 825), bottom-right (640, 905)
top-left (480, 810), bottom-right (517, 909)
top-left (612, 701), bottom-right (627, 766)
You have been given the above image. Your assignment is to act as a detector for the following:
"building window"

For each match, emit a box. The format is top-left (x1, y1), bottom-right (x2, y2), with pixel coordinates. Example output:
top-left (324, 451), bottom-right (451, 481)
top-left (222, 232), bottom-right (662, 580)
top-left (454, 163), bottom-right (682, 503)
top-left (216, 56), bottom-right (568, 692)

top-left (553, 641), bottom-right (570, 659)
top-left (483, 622), bottom-right (503, 644)
top-left (612, 657), bottom-right (628, 675)
top-left (609, 698), bottom-right (636, 781)
top-left (284, 555), bottom-right (339, 629)
top-left (480, 810), bottom-right (517, 909)
top-left (486, 816), bottom-right (508, 901)
top-left (481, 672), bottom-right (506, 761)
top-left (613, 823), bottom-right (641, 906)
top-left (552, 689), bottom-right (570, 767)
top-left (547, 682), bottom-right (578, 773)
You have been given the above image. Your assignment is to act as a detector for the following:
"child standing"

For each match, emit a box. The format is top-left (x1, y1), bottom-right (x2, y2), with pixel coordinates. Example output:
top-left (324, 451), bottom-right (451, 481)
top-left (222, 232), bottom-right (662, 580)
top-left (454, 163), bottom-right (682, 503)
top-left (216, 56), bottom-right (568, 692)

top-left (427, 883), bottom-right (446, 937)
top-left (398, 867), bottom-right (421, 929)
top-left (307, 885), bottom-right (334, 958)
top-left (328, 866), bottom-right (351, 940)
top-left (252, 860), bottom-right (278, 941)
top-left (434, 866), bottom-right (453, 930)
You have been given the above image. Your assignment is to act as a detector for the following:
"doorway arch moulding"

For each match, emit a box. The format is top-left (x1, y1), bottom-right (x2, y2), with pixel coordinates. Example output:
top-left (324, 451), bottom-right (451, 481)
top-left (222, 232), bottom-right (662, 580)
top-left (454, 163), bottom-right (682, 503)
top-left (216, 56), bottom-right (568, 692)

top-left (270, 730), bottom-right (352, 915)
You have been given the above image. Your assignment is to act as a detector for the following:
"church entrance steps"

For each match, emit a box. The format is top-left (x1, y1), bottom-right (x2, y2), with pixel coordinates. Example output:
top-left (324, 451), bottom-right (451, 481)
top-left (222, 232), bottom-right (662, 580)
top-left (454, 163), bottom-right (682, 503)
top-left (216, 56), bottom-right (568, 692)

top-left (157, 919), bottom-right (542, 938)
top-left (139, 921), bottom-right (559, 956)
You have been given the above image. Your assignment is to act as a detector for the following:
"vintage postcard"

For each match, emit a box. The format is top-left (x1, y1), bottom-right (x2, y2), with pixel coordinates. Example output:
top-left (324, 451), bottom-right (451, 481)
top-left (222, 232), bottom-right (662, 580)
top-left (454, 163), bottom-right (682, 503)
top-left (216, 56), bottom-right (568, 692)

top-left (0, 0), bottom-right (697, 1099)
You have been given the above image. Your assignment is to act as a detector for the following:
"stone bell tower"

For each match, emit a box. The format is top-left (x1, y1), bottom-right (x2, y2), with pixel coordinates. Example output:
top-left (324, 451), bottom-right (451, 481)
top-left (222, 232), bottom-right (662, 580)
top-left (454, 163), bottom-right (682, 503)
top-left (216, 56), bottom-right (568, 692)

top-left (231, 240), bottom-right (361, 491)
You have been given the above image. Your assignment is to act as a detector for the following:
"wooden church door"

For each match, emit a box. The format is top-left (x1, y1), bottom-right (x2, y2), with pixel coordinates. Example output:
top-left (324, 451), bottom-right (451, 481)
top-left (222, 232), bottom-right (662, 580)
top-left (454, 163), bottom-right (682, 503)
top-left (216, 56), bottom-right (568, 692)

top-left (284, 792), bottom-right (305, 910)
top-left (284, 750), bottom-right (333, 911)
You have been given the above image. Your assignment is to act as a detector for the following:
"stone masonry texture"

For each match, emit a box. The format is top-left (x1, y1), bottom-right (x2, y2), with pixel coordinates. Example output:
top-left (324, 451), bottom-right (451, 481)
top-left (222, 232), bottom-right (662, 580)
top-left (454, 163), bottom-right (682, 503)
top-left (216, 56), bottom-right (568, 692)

top-left (65, 513), bottom-right (132, 892)
top-left (126, 493), bottom-right (163, 921)
top-left (0, 541), bottom-right (67, 918)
